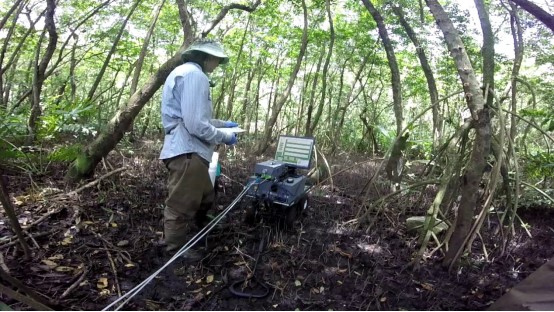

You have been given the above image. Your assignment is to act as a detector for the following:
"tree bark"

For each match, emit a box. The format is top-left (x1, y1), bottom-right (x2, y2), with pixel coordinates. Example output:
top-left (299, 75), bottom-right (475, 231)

top-left (425, 0), bottom-right (491, 269)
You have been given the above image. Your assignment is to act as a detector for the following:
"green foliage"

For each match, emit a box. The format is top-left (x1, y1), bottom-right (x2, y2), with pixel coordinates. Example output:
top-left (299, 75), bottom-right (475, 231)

top-left (48, 144), bottom-right (84, 163)
top-left (40, 98), bottom-right (98, 141)
top-left (406, 139), bottom-right (432, 159)
top-left (0, 138), bottom-right (51, 174)
top-left (521, 108), bottom-right (554, 132)
top-left (0, 109), bottom-right (28, 139)
top-left (523, 150), bottom-right (554, 181)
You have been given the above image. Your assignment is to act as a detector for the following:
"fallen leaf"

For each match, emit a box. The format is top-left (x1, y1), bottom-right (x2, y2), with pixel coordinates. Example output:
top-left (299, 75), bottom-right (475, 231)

top-left (41, 260), bottom-right (58, 269)
top-left (55, 266), bottom-right (74, 272)
top-left (194, 293), bottom-right (204, 301)
top-left (206, 275), bottom-right (214, 283)
top-left (48, 254), bottom-right (64, 260)
top-left (421, 283), bottom-right (434, 291)
top-left (97, 277), bottom-right (108, 289)
top-left (332, 246), bottom-right (352, 258)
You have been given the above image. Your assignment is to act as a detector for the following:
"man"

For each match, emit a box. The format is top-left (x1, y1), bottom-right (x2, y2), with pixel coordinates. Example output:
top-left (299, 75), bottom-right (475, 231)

top-left (159, 39), bottom-right (238, 256)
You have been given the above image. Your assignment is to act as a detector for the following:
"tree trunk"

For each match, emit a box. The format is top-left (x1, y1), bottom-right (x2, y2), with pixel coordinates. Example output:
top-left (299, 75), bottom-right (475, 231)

top-left (66, 0), bottom-right (261, 182)
top-left (256, 0), bottom-right (308, 155)
top-left (361, 0), bottom-right (403, 135)
top-left (474, 0), bottom-right (495, 108)
top-left (249, 58), bottom-right (266, 134)
top-left (333, 50), bottom-right (372, 154)
top-left (239, 55), bottom-right (256, 126)
top-left (307, 0), bottom-right (334, 137)
top-left (226, 16), bottom-right (251, 120)
top-left (362, 0), bottom-right (405, 189)
top-left (425, 0), bottom-right (492, 269)
top-left (27, 0), bottom-right (57, 144)
top-left (506, 1), bottom-right (524, 225)
top-left (392, 5), bottom-right (441, 147)
top-left (304, 47), bottom-right (324, 137)
top-left (0, 172), bottom-right (31, 259)
top-left (0, 0), bottom-right (25, 108)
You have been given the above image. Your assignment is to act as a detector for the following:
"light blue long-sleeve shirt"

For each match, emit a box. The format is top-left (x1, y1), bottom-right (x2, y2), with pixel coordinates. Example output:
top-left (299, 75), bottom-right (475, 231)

top-left (159, 62), bottom-right (231, 163)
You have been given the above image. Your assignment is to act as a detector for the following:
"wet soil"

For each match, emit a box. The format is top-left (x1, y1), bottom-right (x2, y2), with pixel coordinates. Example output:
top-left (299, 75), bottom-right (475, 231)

top-left (1, 144), bottom-right (553, 310)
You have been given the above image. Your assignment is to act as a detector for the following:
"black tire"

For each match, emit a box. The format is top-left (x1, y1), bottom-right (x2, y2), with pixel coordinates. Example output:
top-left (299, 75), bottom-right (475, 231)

top-left (244, 200), bottom-right (260, 225)
top-left (285, 205), bottom-right (297, 228)
top-left (297, 195), bottom-right (308, 213)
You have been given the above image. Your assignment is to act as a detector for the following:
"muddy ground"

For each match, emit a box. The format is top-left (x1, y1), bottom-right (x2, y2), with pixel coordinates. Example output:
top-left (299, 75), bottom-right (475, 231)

top-left (1, 143), bottom-right (553, 310)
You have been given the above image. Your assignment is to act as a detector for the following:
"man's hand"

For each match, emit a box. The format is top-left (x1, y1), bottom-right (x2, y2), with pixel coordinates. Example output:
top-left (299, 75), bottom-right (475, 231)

top-left (225, 133), bottom-right (237, 146)
top-left (223, 121), bottom-right (239, 128)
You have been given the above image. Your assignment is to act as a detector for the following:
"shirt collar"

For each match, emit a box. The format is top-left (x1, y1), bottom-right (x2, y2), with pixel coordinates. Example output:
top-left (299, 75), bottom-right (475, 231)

top-left (185, 62), bottom-right (202, 71)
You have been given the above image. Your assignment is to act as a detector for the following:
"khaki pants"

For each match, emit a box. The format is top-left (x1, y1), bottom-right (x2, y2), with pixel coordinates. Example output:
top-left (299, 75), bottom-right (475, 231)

top-left (163, 153), bottom-right (214, 251)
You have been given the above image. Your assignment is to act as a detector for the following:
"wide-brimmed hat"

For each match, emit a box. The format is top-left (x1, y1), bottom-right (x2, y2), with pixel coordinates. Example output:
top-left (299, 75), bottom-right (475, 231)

top-left (181, 40), bottom-right (229, 64)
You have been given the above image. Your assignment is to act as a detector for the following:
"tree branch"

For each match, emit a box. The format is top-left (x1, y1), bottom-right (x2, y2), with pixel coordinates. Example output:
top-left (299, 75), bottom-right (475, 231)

top-left (201, 0), bottom-right (262, 38)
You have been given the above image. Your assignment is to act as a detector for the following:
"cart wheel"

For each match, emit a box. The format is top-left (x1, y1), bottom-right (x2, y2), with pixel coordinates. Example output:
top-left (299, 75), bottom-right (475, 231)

top-left (285, 205), bottom-right (297, 228)
top-left (298, 196), bottom-right (308, 213)
top-left (244, 200), bottom-right (260, 224)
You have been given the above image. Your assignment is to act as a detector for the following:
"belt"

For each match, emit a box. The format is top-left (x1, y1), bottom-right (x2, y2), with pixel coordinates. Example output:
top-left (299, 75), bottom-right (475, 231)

top-left (183, 153), bottom-right (209, 167)
top-left (163, 153), bottom-right (209, 169)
